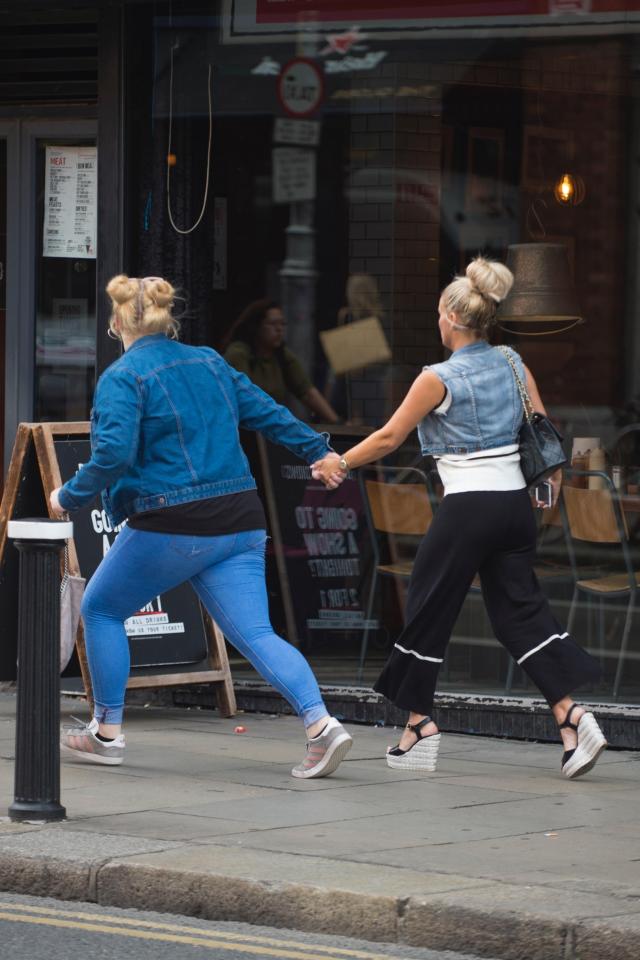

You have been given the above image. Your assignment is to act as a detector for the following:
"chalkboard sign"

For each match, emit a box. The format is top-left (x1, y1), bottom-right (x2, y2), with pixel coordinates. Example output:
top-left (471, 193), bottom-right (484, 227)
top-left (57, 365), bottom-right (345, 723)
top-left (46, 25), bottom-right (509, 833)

top-left (256, 434), bottom-right (377, 647)
top-left (54, 436), bottom-right (207, 670)
top-left (0, 423), bottom-right (236, 715)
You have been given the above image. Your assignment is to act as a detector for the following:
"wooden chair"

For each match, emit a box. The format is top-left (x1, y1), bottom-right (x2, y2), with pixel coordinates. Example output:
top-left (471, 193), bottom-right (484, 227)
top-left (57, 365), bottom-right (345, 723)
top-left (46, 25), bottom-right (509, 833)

top-left (562, 469), bottom-right (640, 699)
top-left (357, 465), bottom-right (436, 682)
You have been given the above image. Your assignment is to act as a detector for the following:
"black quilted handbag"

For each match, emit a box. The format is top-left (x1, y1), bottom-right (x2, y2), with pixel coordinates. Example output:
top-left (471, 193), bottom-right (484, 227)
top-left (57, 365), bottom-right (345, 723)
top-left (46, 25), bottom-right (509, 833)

top-left (496, 346), bottom-right (568, 487)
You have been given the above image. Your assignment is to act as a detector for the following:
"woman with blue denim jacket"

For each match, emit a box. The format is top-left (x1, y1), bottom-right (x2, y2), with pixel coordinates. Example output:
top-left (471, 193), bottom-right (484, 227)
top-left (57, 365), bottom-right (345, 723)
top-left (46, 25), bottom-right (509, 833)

top-left (313, 257), bottom-right (605, 780)
top-left (49, 275), bottom-right (352, 778)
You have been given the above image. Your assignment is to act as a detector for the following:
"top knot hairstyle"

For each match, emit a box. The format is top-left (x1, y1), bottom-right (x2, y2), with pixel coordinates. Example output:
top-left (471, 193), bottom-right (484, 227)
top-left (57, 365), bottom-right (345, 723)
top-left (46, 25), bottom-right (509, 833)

top-left (441, 257), bottom-right (514, 338)
top-left (106, 274), bottom-right (179, 341)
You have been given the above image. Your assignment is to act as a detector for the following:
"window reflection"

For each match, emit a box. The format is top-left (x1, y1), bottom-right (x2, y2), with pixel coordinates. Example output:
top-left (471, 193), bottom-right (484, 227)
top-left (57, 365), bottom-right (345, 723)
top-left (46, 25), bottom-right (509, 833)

top-left (121, 6), bottom-right (640, 701)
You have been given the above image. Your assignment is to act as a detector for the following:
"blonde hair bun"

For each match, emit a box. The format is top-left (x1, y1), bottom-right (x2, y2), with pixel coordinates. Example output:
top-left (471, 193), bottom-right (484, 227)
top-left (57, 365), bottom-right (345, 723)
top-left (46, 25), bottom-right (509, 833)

top-left (466, 256), bottom-right (513, 304)
top-left (106, 274), bottom-right (138, 306)
top-left (106, 273), bottom-right (179, 341)
top-left (145, 277), bottom-right (174, 310)
top-left (440, 256), bottom-right (514, 337)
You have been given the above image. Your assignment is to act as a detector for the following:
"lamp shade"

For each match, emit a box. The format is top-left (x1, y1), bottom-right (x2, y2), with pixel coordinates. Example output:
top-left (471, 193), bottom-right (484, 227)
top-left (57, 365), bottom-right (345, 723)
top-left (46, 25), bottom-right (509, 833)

top-left (498, 243), bottom-right (582, 324)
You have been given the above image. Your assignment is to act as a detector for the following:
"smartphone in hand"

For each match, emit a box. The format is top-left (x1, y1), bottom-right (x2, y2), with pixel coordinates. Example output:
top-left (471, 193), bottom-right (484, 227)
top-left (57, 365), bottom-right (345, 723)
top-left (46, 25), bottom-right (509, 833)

top-left (534, 480), bottom-right (553, 509)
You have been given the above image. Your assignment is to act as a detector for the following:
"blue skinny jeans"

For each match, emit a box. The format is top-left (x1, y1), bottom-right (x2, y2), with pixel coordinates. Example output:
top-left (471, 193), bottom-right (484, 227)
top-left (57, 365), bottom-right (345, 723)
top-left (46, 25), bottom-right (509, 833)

top-left (80, 524), bottom-right (329, 728)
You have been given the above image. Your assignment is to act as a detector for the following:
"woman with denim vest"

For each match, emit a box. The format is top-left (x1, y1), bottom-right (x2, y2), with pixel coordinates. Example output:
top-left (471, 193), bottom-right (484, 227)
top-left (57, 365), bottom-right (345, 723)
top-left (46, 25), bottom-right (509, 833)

top-left (49, 275), bottom-right (352, 779)
top-left (313, 257), bottom-right (605, 780)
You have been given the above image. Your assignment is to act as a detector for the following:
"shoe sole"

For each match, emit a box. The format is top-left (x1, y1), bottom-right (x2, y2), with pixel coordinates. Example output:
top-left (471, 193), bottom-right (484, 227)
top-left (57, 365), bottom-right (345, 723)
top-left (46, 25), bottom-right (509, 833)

top-left (60, 742), bottom-right (124, 766)
top-left (562, 713), bottom-right (607, 780)
top-left (291, 733), bottom-right (353, 779)
top-left (386, 733), bottom-right (441, 772)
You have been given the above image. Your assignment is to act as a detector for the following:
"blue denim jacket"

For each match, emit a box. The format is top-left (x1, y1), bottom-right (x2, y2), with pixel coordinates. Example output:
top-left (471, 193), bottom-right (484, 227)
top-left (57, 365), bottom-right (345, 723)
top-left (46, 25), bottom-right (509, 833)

top-left (417, 341), bottom-right (526, 455)
top-left (58, 334), bottom-right (332, 525)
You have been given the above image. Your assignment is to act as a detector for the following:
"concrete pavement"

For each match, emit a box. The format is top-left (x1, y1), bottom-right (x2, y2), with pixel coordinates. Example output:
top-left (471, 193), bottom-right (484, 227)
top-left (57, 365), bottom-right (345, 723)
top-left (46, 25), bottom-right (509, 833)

top-left (0, 692), bottom-right (639, 960)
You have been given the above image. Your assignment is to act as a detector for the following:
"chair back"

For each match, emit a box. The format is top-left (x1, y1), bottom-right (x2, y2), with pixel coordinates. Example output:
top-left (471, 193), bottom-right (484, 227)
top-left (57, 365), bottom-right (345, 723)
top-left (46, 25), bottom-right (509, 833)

top-left (364, 477), bottom-right (433, 535)
top-left (359, 466), bottom-right (435, 592)
top-left (562, 472), bottom-right (627, 543)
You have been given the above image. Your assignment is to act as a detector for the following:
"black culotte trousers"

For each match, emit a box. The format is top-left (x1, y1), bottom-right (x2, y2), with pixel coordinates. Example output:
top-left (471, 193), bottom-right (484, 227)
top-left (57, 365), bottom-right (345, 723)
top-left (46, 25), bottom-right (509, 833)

top-left (374, 489), bottom-right (601, 714)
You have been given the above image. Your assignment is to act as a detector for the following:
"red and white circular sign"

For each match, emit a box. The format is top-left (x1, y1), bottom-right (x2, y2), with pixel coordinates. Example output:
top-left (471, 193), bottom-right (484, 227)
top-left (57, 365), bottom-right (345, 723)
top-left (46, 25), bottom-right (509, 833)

top-left (277, 58), bottom-right (324, 118)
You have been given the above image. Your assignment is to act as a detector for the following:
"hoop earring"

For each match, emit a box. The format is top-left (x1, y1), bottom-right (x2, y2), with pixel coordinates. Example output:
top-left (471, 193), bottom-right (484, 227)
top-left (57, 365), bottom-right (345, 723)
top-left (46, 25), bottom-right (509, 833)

top-left (107, 327), bottom-right (121, 341)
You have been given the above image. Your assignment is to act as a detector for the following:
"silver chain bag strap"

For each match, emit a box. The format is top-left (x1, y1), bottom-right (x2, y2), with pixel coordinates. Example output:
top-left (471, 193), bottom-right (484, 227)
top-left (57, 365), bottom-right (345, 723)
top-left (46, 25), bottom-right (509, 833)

top-left (496, 346), bottom-right (567, 487)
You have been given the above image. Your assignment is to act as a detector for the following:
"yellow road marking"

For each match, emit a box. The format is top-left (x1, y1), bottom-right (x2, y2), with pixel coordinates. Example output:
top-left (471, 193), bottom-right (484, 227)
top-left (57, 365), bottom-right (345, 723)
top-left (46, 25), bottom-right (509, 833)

top-left (0, 911), bottom-right (326, 957)
top-left (0, 908), bottom-right (395, 960)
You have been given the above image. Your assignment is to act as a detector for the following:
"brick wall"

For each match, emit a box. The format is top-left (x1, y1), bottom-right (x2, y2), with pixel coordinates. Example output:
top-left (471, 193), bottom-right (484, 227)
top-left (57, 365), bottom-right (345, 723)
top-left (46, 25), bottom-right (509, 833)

top-left (343, 39), bottom-right (628, 424)
top-left (346, 62), bottom-right (443, 423)
top-left (516, 40), bottom-right (628, 407)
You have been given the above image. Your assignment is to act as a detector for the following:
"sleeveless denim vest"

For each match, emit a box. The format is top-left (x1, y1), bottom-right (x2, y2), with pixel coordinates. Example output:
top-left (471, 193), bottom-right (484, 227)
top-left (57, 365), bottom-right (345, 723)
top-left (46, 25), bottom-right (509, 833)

top-left (417, 341), bottom-right (526, 456)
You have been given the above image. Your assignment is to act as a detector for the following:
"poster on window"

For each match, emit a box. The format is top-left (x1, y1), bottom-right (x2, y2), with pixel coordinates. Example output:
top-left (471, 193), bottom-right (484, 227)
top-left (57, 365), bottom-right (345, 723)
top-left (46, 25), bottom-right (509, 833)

top-left (272, 147), bottom-right (316, 203)
top-left (43, 146), bottom-right (97, 259)
top-left (258, 437), bottom-right (377, 646)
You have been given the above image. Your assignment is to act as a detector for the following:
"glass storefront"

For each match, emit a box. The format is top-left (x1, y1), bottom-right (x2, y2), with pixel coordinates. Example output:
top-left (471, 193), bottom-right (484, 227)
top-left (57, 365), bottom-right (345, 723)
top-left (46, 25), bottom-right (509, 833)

top-left (116, 2), bottom-right (640, 702)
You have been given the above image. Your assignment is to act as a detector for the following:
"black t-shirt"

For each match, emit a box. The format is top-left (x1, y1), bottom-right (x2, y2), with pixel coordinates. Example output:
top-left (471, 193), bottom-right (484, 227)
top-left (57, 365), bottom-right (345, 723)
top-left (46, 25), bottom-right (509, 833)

top-left (127, 490), bottom-right (266, 536)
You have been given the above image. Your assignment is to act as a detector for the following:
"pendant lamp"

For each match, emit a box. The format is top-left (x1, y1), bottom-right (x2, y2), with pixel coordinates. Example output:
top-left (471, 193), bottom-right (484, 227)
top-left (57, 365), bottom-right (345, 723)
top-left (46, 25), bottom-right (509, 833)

top-left (497, 243), bottom-right (583, 334)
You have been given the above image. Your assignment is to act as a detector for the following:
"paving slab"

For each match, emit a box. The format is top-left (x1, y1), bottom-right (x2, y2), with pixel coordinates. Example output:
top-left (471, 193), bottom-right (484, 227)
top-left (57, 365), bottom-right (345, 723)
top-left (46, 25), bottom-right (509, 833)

top-left (0, 692), bottom-right (638, 960)
top-left (0, 826), bottom-right (181, 862)
top-left (62, 810), bottom-right (265, 841)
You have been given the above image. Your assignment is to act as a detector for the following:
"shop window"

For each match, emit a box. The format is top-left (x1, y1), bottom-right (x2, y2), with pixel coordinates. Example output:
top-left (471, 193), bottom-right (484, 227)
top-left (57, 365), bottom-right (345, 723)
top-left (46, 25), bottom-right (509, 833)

top-left (122, 3), bottom-right (640, 701)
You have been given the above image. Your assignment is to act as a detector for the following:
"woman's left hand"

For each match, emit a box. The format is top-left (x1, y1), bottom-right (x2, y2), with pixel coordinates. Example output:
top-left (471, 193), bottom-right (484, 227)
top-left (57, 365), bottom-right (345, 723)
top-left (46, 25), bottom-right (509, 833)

top-left (311, 453), bottom-right (347, 489)
top-left (49, 487), bottom-right (66, 518)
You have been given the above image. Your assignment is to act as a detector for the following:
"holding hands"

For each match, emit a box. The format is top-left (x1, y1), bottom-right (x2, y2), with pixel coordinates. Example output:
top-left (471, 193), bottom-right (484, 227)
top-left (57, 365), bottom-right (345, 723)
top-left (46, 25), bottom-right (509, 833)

top-left (312, 452), bottom-right (348, 490)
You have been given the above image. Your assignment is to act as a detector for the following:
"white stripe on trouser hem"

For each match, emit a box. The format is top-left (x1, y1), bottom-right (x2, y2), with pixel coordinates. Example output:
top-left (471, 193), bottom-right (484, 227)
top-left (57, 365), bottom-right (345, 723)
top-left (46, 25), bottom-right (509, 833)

top-left (394, 643), bottom-right (444, 663)
top-left (517, 632), bottom-right (568, 666)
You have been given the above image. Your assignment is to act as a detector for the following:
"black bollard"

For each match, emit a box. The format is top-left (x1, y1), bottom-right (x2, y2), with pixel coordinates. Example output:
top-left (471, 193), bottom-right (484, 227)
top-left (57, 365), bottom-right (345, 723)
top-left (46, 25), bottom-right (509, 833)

top-left (7, 518), bottom-right (73, 822)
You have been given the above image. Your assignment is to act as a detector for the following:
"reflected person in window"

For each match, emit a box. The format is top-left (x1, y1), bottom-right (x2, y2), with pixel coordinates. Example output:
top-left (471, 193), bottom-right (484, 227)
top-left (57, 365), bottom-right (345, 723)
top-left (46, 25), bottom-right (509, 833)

top-left (224, 299), bottom-right (340, 423)
top-left (325, 273), bottom-right (386, 421)
top-left (49, 275), bottom-right (352, 779)
top-left (313, 257), bottom-right (606, 780)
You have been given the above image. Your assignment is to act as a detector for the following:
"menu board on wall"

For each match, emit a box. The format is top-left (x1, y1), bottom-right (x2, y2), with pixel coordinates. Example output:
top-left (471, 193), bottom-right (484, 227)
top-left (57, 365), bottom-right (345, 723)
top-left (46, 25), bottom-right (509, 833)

top-left (258, 437), bottom-right (377, 646)
top-left (43, 146), bottom-right (97, 259)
